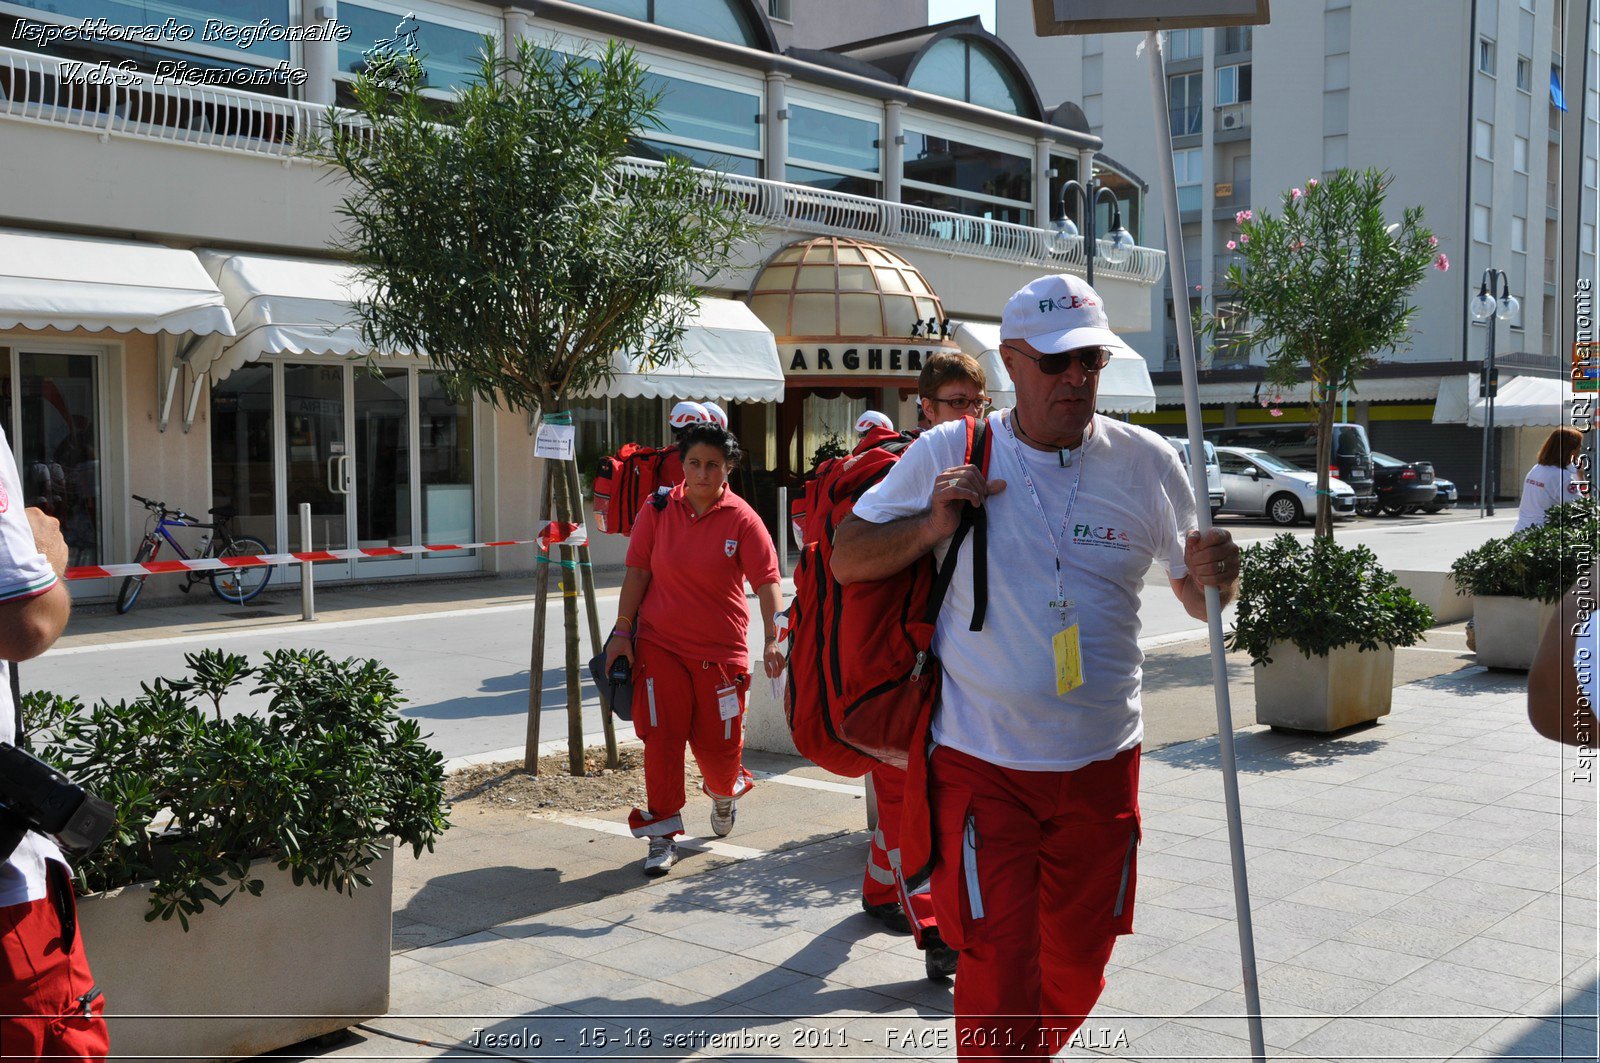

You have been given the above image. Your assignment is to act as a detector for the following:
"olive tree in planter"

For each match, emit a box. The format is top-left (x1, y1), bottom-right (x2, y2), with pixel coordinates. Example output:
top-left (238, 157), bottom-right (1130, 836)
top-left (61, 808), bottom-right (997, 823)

top-left (1229, 535), bottom-right (1433, 732)
top-left (21, 648), bottom-right (449, 1063)
top-left (1451, 500), bottom-right (1598, 670)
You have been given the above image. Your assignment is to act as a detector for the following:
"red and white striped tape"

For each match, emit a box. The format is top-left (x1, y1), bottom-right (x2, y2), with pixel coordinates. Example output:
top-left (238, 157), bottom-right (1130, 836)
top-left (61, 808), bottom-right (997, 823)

top-left (64, 524), bottom-right (588, 581)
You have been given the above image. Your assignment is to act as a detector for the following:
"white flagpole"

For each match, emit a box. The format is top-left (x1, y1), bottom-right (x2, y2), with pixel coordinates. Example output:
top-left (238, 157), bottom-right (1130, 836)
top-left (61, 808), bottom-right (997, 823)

top-left (1140, 29), bottom-right (1267, 1061)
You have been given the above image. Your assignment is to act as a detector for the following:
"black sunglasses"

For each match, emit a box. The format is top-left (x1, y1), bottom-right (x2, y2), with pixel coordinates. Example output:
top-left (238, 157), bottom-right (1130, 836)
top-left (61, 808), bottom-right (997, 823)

top-left (1003, 344), bottom-right (1113, 376)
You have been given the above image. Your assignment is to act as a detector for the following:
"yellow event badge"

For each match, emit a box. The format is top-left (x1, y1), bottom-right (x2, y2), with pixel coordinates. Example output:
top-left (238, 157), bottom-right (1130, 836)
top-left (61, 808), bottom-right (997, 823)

top-left (1050, 599), bottom-right (1084, 696)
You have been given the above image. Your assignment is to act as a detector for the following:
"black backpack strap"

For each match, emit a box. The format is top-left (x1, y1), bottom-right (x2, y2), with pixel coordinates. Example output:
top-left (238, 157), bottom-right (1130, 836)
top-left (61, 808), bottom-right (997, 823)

top-left (967, 418), bottom-right (990, 632)
top-left (921, 417), bottom-right (990, 632)
top-left (648, 485), bottom-right (671, 511)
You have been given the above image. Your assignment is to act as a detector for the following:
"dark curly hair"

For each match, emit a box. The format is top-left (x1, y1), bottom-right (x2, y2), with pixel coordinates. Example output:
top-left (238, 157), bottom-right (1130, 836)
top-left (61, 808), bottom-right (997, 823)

top-left (678, 423), bottom-right (742, 468)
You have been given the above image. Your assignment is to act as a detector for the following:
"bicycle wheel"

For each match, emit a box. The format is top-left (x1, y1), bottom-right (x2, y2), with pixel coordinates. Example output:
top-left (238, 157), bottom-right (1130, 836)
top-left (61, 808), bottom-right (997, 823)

top-left (210, 536), bottom-right (271, 605)
top-left (116, 538), bottom-right (158, 614)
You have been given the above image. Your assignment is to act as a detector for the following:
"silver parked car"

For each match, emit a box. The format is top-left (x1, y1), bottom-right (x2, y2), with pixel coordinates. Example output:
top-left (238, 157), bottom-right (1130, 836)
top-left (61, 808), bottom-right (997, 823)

top-left (1216, 446), bottom-right (1357, 526)
top-left (1163, 437), bottom-right (1226, 517)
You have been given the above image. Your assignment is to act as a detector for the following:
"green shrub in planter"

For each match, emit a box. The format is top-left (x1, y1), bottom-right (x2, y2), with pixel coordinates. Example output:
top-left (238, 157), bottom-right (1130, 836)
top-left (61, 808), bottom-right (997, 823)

top-left (21, 648), bottom-right (449, 928)
top-left (1228, 534), bottom-right (1434, 666)
top-left (1450, 500), bottom-right (1599, 603)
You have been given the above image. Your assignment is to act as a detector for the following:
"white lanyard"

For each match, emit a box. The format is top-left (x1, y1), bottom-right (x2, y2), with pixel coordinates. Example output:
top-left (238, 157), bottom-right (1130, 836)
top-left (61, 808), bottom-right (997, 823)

top-left (1004, 413), bottom-right (1086, 627)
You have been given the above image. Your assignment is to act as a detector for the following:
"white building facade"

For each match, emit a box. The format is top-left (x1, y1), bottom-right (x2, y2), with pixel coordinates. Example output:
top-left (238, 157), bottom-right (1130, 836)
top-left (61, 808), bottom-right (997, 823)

top-left (0, 0), bottom-right (1165, 599)
top-left (997, 0), bottom-right (1599, 500)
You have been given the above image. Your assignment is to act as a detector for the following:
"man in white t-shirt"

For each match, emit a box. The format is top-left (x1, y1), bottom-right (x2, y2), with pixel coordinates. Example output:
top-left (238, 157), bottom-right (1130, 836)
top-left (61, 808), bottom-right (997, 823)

top-left (0, 426), bottom-right (108, 1058)
top-left (833, 273), bottom-right (1240, 1060)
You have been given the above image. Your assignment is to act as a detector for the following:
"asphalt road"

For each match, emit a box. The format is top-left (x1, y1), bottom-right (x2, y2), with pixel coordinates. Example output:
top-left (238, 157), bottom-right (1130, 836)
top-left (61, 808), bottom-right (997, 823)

top-left (27, 509), bottom-right (1515, 763)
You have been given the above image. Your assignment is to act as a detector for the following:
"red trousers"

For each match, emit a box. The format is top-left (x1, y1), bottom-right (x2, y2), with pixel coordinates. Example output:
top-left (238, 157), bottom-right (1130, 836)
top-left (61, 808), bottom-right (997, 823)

top-left (0, 867), bottom-right (109, 1061)
top-left (627, 639), bottom-right (754, 838)
top-left (863, 764), bottom-right (937, 936)
top-left (929, 744), bottom-right (1141, 1061)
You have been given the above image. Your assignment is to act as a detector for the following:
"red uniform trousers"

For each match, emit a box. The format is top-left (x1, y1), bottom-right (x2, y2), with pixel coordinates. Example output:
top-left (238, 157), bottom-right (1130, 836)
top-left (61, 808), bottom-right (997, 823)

top-left (627, 638), bottom-right (755, 838)
top-left (0, 866), bottom-right (109, 1061)
top-left (929, 744), bottom-right (1141, 1062)
top-left (863, 763), bottom-right (937, 936)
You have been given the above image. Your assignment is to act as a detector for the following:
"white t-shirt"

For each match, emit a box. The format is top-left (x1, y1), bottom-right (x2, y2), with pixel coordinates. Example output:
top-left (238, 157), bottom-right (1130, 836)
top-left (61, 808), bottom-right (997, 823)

top-left (853, 413), bottom-right (1195, 772)
top-left (0, 427), bottom-right (67, 908)
top-left (1515, 463), bottom-right (1582, 532)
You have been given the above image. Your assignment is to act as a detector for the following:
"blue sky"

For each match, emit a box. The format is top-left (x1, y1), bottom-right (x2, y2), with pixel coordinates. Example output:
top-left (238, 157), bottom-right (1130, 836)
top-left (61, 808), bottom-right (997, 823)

top-left (927, 0), bottom-right (994, 31)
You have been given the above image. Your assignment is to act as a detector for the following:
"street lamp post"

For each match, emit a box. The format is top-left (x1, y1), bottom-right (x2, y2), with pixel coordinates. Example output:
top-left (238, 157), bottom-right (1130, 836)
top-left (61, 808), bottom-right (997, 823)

top-left (1471, 268), bottom-right (1520, 517)
top-left (1051, 176), bottom-right (1136, 287)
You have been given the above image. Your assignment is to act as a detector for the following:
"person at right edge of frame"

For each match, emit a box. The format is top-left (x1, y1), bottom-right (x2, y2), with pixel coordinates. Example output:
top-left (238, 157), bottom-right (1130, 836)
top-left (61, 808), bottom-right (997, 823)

top-left (0, 424), bottom-right (108, 1061)
top-left (832, 273), bottom-right (1241, 1060)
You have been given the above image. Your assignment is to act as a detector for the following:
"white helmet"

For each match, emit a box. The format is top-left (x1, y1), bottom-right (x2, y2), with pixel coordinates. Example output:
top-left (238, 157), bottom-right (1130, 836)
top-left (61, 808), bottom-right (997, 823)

top-left (669, 401), bottom-right (710, 429)
top-left (854, 410), bottom-right (895, 435)
top-left (702, 401), bottom-right (729, 430)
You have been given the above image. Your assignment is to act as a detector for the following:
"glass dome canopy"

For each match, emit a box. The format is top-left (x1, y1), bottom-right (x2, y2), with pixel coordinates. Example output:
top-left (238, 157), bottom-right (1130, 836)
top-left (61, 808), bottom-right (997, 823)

top-left (746, 238), bottom-right (958, 345)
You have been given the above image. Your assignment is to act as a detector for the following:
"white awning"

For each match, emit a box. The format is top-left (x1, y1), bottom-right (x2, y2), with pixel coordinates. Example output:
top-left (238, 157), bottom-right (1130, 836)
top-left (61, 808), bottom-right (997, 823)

top-left (1467, 374), bottom-right (1569, 427)
top-left (953, 320), bottom-right (1157, 414)
top-left (595, 297), bottom-right (784, 403)
top-left (0, 228), bottom-right (233, 336)
top-left (192, 251), bottom-right (422, 382)
top-left (1154, 374), bottom-right (1443, 407)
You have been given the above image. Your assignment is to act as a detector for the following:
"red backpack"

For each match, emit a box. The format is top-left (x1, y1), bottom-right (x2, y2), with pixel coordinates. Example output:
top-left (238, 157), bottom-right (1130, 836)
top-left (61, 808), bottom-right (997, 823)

top-left (789, 425), bottom-right (909, 548)
top-left (784, 416), bottom-right (991, 780)
top-left (592, 445), bottom-right (684, 536)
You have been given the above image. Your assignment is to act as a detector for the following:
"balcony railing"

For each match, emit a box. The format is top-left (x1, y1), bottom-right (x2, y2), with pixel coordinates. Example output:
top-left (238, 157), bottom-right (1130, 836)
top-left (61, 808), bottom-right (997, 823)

top-left (0, 44), bottom-right (374, 157)
top-left (618, 159), bottom-right (1165, 283)
top-left (0, 44), bottom-right (1166, 284)
top-left (1216, 179), bottom-right (1251, 208)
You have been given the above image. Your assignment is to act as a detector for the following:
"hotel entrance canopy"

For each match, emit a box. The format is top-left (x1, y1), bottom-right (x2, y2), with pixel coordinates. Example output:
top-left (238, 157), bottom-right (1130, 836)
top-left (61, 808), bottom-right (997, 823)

top-left (594, 297), bottom-right (785, 403)
top-left (193, 251), bottom-right (425, 383)
top-left (0, 228), bottom-right (233, 337)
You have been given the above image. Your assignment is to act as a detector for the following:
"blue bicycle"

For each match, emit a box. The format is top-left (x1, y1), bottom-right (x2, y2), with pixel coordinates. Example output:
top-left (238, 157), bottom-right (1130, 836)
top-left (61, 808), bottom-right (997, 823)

top-left (116, 495), bottom-right (272, 614)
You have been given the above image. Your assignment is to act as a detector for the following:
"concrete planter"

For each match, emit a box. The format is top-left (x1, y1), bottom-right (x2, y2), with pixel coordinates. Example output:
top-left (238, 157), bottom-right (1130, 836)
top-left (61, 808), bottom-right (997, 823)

top-left (1473, 595), bottom-right (1559, 671)
top-left (1393, 569), bottom-right (1472, 624)
top-left (77, 850), bottom-right (392, 1063)
top-left (1253, 642), bottom-right (1395, 733)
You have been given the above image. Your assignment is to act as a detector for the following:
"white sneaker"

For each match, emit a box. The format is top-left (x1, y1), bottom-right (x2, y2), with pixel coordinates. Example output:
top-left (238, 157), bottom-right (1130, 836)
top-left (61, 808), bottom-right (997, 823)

top-left (710, 797), bottom-right (736, 838)
top-left (643, 836), bottom-right (677, 876)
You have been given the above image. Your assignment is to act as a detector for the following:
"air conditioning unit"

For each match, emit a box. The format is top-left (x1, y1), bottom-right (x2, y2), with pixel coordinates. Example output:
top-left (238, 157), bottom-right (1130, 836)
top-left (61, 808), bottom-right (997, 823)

top-left (1221, 112), bottom-right (1243, 130)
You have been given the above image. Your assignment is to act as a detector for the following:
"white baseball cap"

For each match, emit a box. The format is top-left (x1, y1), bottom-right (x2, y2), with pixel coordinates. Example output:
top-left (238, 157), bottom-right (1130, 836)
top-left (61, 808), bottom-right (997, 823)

top-left (854, 410), bottom-right (894, 434)
top-left (702, 401), bottom-right (728, 429)
top-left (669, 401), bottom-right (709, 429)
top-left (1000, 273), bottom-right (1123, 354)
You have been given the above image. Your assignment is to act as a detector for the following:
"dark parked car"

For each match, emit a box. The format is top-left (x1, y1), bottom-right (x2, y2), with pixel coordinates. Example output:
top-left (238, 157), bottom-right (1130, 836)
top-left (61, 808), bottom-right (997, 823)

top-left (1369, 451), bottom-right (1438, 516)
top-left (1411, 476), bottom-right (1456, 515)
top-left (1205, 422), bottom-right (1376, 509)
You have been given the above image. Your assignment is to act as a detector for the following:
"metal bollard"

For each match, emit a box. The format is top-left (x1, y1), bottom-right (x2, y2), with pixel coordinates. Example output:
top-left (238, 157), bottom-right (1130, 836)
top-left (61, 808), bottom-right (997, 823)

top-left (299, 503), bottom-right (315, 622)
top-left (776, 486), bottom-right (789, 578)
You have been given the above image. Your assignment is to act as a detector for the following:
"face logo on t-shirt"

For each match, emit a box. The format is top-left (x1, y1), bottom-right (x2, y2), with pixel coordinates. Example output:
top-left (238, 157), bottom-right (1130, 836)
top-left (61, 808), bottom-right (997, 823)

top-left (1072, 522), bottom-right (1131, 550)
top-left (724, 538), bottom-right (738, 557)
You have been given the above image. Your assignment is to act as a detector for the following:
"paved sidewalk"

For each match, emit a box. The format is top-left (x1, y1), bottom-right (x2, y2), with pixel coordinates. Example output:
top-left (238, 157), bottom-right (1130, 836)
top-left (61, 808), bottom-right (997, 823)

top-left (286, 663), bottom-right (1596, 1062)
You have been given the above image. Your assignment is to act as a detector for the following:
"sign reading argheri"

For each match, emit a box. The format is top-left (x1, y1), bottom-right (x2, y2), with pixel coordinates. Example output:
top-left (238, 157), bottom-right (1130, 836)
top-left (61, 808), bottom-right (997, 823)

top-left (785, 345), bottom-right (950, 378)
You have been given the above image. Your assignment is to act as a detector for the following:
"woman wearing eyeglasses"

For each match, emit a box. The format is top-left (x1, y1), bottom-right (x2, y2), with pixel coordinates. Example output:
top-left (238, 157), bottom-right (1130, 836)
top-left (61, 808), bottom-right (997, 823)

top-left (916, 353), bottom-right (990, 429)
top-left (834, 272), bottom-right (1241, 1060)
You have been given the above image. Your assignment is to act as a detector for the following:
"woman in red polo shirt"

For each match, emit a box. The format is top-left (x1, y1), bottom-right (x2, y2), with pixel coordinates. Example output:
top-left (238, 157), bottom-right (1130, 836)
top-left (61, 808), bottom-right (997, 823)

top-left (604, 423), bottom-right (784, 875)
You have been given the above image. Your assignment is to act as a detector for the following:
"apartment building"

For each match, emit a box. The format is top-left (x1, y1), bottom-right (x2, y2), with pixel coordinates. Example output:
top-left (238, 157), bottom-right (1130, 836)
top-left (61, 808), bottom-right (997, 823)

top-left (998, 0), bottom-right (1599, 498)
top-left (0, 0), bottom-right (1164, 599)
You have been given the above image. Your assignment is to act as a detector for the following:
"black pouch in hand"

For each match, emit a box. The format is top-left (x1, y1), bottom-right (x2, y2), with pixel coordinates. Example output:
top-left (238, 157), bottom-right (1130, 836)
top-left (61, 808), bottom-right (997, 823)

top-left (587, 652), bottom-right (633, 722)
